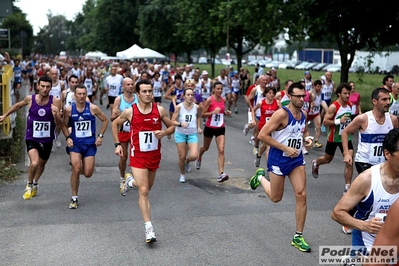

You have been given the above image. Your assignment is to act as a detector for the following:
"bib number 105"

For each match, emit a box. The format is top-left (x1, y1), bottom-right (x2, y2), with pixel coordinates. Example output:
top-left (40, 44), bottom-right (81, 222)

top-left (287, 138), bottom-right (302, 149)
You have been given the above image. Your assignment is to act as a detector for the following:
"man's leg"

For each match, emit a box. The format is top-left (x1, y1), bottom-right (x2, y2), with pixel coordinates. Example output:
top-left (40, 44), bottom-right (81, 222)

top-left (288, 166), bottom-right (307, 233)
top-left (70, 152), bottom-right (82, 197)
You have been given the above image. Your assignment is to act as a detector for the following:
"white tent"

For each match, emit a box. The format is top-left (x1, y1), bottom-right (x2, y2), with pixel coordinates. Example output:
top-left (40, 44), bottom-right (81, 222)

top-left (116, 44), bottom-right (143, 59)
top-left (134, 48), bottom-right (166, 59)
top-left (85, 51), bottom-right (107, 60)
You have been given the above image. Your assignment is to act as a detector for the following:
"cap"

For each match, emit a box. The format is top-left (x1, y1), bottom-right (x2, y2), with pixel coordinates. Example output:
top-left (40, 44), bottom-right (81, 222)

top-left (304, 71), bottom-right (310, 75)
top-left (201, 70), bottom-right (208, 75)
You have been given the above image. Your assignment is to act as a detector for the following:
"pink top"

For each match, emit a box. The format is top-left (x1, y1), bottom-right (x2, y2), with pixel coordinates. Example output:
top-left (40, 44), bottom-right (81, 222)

top-left (205, 95), bottom-right (226, 128)
top-left (349, 91), bottom-right (360, 115)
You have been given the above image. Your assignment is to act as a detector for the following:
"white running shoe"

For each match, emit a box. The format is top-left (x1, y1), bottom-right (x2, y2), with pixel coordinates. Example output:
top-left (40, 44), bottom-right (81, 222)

top-left (145, 226), bottom-right (157, 243)
top-left (55, 137), bottom-right (61, 148)
top-left (243, 124), bottom-right (249, 136)
top-left (195, 159), bottom-right (201, 170)
top-left (217, 172), bottom-right (229, 182)
top-left (179, 174), bottom-right (186, 183)
top-left (185, 162), bottom-right (192, 173)
top-left (120, 173), bottom-right (134, 196)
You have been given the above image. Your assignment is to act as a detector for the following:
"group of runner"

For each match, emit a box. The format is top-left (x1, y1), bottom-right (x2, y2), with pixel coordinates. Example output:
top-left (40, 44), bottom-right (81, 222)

top-left (3, 54), bottom-right (399, 255)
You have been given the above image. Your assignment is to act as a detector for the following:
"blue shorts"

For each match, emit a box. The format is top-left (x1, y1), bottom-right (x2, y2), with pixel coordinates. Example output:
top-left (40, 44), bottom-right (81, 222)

top-left (68, 143), bottom-right (97, 158)
top-left (321, 95), bottom-right (331, 106)
top-left (267, 157), bottom-right (305, 176)
top-left (174, 132), bottom-right (198, 144)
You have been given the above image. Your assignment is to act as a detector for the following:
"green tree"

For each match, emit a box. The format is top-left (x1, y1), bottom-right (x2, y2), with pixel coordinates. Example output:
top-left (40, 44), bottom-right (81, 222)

top-left (0, 5), bottom-right (33, 57)
top-left (285, 0), bottom-right (399, 83)
top-left (34, 14), bottom-right (69, 55)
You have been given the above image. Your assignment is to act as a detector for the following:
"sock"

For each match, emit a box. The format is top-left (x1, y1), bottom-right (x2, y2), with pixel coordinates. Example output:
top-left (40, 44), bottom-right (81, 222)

top-left (127, 179), bottom-right (134, 188)
top-left (295, 231), bottom-right (302, 237)
top-left (33, 182), bottom-right (38, 186)
top-left (345, 184), bottom-right (351, 190)
top-left (258, 175), bottom-right (263, 182)
top-left (145, 221), bottom-right (153, 230)
top-left (27, 182), bottom-right (33, 186)
top-left (72, 196), bottom-right (78, 201)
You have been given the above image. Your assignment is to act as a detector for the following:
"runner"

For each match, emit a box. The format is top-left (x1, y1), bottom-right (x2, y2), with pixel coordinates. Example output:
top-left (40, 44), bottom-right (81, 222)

top-left (0, 75), bottom-right (62, 200)
top-left (249, 81), bottom-right (313, 252)
top-left (171, 86), bottom-right (202, 183)
top-left (49, 68), bottom-right (65, 149)
top-left (231, 70), bottom-right (241, 114)
top-left (307, 80), bottom-right (323, 148)
top-left (62, 84), bottom-right (109, 209)
top-left (105, 65), bottom-right (124, 114)
top-left (389, 81), bottom-right (399, 116)
top-left (79, 67), bottom-right (97, 103)
top-left (113, 79), bottom-right (174, 243)
top-left (320, 71), bottom-right (335, 132)
top-left (152, 71), bottom-right (165, 105)
top-left (215, 69), bottom-right (232, 112)
top-left (196, 81), bottom-right (231, 182)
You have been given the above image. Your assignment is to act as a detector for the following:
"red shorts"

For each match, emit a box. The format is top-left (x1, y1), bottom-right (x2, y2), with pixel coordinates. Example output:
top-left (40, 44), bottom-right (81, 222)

top-left (129, 154), bottom-right (161, 172)
top-left (118, 131), bottom-right (131, 143)
top-left (307, 113), bottom-right (320, 121)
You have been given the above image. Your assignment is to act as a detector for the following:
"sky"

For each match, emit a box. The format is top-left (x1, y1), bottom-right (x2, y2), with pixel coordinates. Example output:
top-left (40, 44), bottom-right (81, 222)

top-left (14, 0), bottom-right (86, 35)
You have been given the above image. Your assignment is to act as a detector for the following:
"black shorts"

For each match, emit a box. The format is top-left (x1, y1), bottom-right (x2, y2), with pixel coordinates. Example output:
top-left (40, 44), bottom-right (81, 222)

top-left (325, 140), bottom-right (353, 156)
top-left (203, 126), bottom-right (225, 138)
top-left (108, 96), bottom-right (117, 104)
top-left (355, 161), bottom-right (372, 174)
top-left (154, 96), bottom-right (162, 103)
top-left (26, 139), bottom-right (53, 161)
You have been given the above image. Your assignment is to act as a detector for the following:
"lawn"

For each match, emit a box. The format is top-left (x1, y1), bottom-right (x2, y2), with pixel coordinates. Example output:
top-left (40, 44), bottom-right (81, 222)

top-left (192, 63), bottom-right (392, 112)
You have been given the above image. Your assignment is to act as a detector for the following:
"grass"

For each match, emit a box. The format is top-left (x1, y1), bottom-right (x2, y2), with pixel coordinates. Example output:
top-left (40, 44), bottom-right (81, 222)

top-left (193, 63), bottom-right (389, 112)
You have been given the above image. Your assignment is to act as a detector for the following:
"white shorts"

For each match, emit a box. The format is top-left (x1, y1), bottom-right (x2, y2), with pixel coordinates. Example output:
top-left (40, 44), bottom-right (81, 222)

top-left (247, 111), bottom-right (253, 124)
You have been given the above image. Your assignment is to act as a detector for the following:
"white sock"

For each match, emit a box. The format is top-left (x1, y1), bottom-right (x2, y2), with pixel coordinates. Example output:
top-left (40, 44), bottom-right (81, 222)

top-left (258, 175), bottom-right (263, 182)
top-left (145, 221), bottom-right (152, 229)
top-left (72, 196), bottom-right (78, 200)
top-left (127, 179), bottom-right (134, 188)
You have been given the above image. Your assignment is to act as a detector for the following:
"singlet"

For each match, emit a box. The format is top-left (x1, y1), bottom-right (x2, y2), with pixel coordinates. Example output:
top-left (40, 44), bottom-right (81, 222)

top-left (70, 102), bottom-right (96, 144)
top-left (253, 85), bottom-right (266, 117)
top-left (217, 75), bottom-right (230, 95)
top-left (389, 93), bottom-right (399, 116)
top-left (302, 90), bottom-right (311, 112)
top-left (194, 80), bottom-right (202, 95)
top-left (308, 91), bottom-right (321, 116)
top-left (327, 101), bottom-right (352, 143)
top-left (152, 79), bottom-right (163, 97)
top-left (171, 85), bottom-right (184, 104)
top-left (50, 82), bottom-right (62, 99)
top-left (303, 78), bottom-right (313, 91)
top-left (270, 77), bottom-right (279, 90)
top-left (83, 76), bottom-right (94, 96)
top-left (258, 98), bottom-right (279, 130)
top-left (279, 91), bottom-right (290, 107)
top-left (231, 77), bottom-right (240, 93)
top-left (201, 78), bottom-right (211, 99)
top-left (64, 89), bottom-right (75, 108)
top-left (353, 164), bottom-right (399, 251)
top-left (268, 107), bottom-right (306, 167)
top-left (355, 112), bottom-right (393, 165)
top-left (71, 68), bottom-right (81, 79)
top-left (322, 79), bottom-right (334, 102)
top-left (130, 103), bottom-right (162, 158)
top-left (175, 103), bottom-right (198, 135)
top-left (25, 95), bottom-right (56, 143)
top-left (205, 95), bottom-right (225, 128)
top-left (119, 94), bottom-right (138, 132)
top-left (13, 65), bottom-right (22, 83)
top-left (106, 74), bottom-right (123, 97)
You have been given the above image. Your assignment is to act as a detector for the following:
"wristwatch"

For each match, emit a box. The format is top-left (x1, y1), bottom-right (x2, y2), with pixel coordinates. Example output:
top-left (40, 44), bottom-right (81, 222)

top-left (114, 143), bottom-right (121, 147)
top-left (98, 134), bottom-right (104, 138)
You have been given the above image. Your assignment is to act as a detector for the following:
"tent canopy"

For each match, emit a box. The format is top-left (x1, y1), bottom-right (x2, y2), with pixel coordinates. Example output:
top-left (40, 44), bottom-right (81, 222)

top-left (85, 51), bottom-right (107, 60)
top-left (134, 48), bottom-right (166, 59)
top-left (116, 44), bottom-right (143, 59)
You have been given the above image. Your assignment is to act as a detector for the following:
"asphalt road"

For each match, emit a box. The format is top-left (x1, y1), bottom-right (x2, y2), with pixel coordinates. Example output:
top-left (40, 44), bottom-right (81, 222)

top-left (0, 84), bottom-right (356, 266)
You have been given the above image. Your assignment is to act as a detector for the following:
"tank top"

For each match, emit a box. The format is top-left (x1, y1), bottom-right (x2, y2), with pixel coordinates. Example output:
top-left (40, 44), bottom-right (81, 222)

top-left (172, 85), bottom-right (184, 104)
top-left (201, 78), bottom-right (211, 99)
top-left (231, 77), bottom-right (240, 92)
top-left (355, 112), bottom-right (393, 165)
top-left (50, 82), bottom-right (62, 99)
top-left (217, 75), bottom-right (230, 95)
top-left (254, 85), bottom-right (266, 117)
top-left (303, 78), bottom-right (313, 91)
top-left (322, 80), bottom-right (333, 101)
top-left (389, 93), bottom-right (399, 116)
top-left (353, 164), bottom-right (399, 251)
top-left (64, 89), bottom-right (75, 108)
top-left (25, 95), bottom-right (56, 143)
top-left (152, 79), bottom-right (163, 97)
top-left (84, 76), bottom-right (94, 96)
top-left (327, 101), bottom-right (352, 142)
top-left (130, 103), bottom-right (162, 158)
top-left (279, 91), bottom-right (290, 107)
top-left (70, 102), bottom-right (96, 144)
top-left (194, 80), bottom-right (202, 94)
top-left (205, 95), bottom-right (225, 128)
top-left (302, 90), bottom-right (311, 112)
top-left (268, 107), bottom-right (306, 166)
top-left (175, 103), bottom-right (198, 135)
top-left (119, 94), bottom-right (138, 132)
top-left (14, 66), bottom-right (22, 82)
top-left (71, 68), bottom-right (81, 78)
top-left (258, 98), bottom-right (279, 130)
top-left (308, 92), bottom-right (321, 116)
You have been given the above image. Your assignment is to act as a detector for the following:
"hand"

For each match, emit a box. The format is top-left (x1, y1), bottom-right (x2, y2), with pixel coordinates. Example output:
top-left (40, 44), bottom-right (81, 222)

top-left (66, 138), bottom-right (74, 148)
top-left (366, 217), bottom-right (384, 234)
top-left (114, 145), bottom-right (123, 157)
top-left (283, 146), bottom-right (299, 158)
top-left (153, 130), bottom-right (164, 139)
top-left (181, 122), bottom-right (188, 128)
top-left (343, 153), bottom-right (353, 165)
top-left (51, 104), bottom-right (59, 116)
top-left (198, 128), bottom-right (202, 135)
top-left (250, 120), bottom-right (256, 127)
top-left (213, 107), bottom-right (221, 114)
top-left (304, 136), bottom-right (313, 147)
top-left (0, 115), bottom-right (5, 122)
top-left (95, 136), bottom-right (103, 147)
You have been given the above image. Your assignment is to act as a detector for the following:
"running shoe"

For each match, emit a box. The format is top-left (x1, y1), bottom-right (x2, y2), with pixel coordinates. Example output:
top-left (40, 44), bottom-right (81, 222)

top-left (120, 173), bottom-right (134, 196)
top-left (243, 124), bottom-right (249, 136)
top-left (235, 108), bottom-right (238, 114)
top-left (68, 199), bottom-right (78, 209)
top-left (32, 184), bottom-right (38, 197)
top-left (249, 139), bottom-right (255, 146)
top-left (217, 172), bottom-right (229, 182)
top-left (291, 235), bottom-right (311, 252)
top-left (119, 177), bottom-right (123, 189)
top-left (195, 159), bottom-right (201, 170)
top-left (302, 146), bottom-right (308, 155)
top-left (313, 141), bottom-right (323, 148)
top-left (55, 137), bottom-right (61, 148)
top-left (254, 154), bottom-right (261, 167)
top-left (179, 174), bottom-right (186, 183)
top-left (321, 125), bottom-right (326, 133)
top-left (342, 226), bottom-right (352, 234)
top-left (23, 185), bottom-right (32, 200)
top-left (185, 162), bottom-right (192, 173)
top-left (311, 159), bottom-right (319, 178)
top-left (249, 168), bottom-right (265, 190)
top-left (145, 227), bottom-right (157, 243)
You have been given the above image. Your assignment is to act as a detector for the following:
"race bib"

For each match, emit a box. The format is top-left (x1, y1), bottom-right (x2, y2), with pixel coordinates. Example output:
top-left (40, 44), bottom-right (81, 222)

top-left (369, 143), bottom-right (384, 164)
top-left (210, 113), bottom-right (224, 127)
top-left (109, 84), bottom-right (117, 94)
top-left (339, 118), bottom-right (351, 134)
top-left (74, 121), bottom-right (92, 138)
top-left (33, 121), bottom-right (51, 138)
top-left (282, 137), bottom-right (302, 157)
top-left (139, 131), bottom-right (158, 152)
